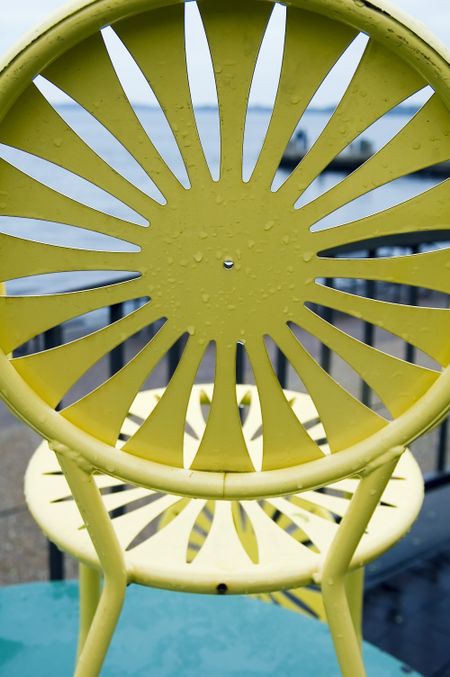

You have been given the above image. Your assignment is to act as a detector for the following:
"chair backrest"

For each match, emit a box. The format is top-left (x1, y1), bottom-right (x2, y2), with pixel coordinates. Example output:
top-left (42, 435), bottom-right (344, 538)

top-left (0, 0), bottom-right (449, 499)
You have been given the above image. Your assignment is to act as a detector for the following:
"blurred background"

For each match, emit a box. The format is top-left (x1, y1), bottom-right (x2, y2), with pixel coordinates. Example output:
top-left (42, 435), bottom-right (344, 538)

top-left (0, 1), bottom-right (450, 675)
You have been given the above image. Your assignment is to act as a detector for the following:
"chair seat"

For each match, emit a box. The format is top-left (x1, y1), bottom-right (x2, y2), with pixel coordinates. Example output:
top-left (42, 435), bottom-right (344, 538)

top-left (26, 386), bottom-right (424, 594)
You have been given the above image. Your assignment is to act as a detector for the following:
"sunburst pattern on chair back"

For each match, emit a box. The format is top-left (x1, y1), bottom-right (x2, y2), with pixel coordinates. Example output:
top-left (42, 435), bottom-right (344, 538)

top-left (0, 0), bottom-right (449, 495)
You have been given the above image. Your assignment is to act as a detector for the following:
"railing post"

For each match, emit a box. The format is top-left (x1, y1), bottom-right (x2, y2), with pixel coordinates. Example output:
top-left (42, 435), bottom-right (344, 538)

top-left (109, 303), bottom-right (126, 375)
top-left (168, 339), bottom-right (182, 380)
top-left (437, 418), bottom-right (449, 474)
top-left (405, 245), bottom-right (419, 364)
top-left (361, 251), bottom-right (376, 406)
top-left (320, 278), bottom-right (334, 374)
top-left (236, 342), bottom-right (245, 384)
top-left (276, 349), bottom-right (288, 388)
top-left (108, 303), bottom-right (128, 518)
top-left (44, 326), bottom-right (65, 581)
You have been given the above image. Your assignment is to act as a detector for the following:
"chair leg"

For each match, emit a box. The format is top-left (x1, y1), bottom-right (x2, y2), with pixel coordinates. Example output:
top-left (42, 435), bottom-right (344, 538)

top-left (74, 572), bottom-right (126, 677)
top-left (56, 452), bottom-right (127, 677)
top-left (345, 567), bottom-right (364, 649)
top-left (323, 572), bottom-right (365, 677)
top-left (77, 563), bottom-right (101, 658)
top-left (321, 457), bottom-right (399, 677)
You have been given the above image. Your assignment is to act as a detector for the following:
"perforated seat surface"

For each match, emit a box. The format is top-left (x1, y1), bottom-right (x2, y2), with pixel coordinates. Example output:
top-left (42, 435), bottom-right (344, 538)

top-left (26, 388), bottom-right (423, 594)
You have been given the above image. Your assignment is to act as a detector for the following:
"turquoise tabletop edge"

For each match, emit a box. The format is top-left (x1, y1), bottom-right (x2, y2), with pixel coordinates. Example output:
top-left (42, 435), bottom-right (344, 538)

top-left (0, 581), bottom-right (421, 677)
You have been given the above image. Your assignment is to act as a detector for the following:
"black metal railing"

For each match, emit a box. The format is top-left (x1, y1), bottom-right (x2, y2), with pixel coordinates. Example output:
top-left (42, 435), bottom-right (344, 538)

top-left (12, 233), bottom-right (449, 580)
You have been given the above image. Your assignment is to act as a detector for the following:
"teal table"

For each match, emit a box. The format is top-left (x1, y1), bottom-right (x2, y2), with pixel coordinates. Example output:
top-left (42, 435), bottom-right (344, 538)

top-left (0, 582), bottom-right (419, 676)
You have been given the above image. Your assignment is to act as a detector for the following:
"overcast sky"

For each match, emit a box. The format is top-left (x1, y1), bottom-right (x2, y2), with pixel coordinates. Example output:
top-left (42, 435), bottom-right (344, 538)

top-left (1, 0), bottom-right (449, 106)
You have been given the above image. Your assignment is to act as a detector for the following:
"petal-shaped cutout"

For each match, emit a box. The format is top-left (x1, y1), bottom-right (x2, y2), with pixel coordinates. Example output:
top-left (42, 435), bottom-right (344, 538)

top-left (263, 587), bottom-right (325, 620)
top-left (0, 159), bottom-right (142, 243)
top-left (184, 2), bottom-right (221, 181)
top-left (268, 495), bottom-right (338, 553)
top-left (198, 0), bottom-right (273, 185)
top-left (271, 324), bottom-right (386, 452)
top-left (231, 501), bottom-right (259, 564)
top-left (100, 486), bottom-right (151, 514)
top-left (43, 33), bottom-right (182, 201)
top-left (124, 496), bottom-right (192, 552)
top-left (297, 309), bottom-right (440, 417)
top-left (0, 233), bottom-right (139, 282)
top-left (242, 388), bottom-right (263, 440)
top-left (252, 8), bottom-right (356, 189)
top-left (0, 277), bottom-right (144, 353)
top-left (185, 386), bottom-right (209, 441)
top-left (315, 248), bottom-right (450, 295)
top-left (114, 4), bottom-right (211, 186)
top-left (242, 4), bottom-right (286, 183)
top-left (307, 283), bottom-right (450, 366)
top-left (295, 95), bottom-right (450, 227)
top-left (186, 500), bottom-right (215, 563)
top-left (123, 337), bottom-right (207, 466)
top-left (191, 341), bottom-right (253, 472)
top-left (297, 490), bottom-right (351, 520)
top-left (312, 179), bottom-right (450, 248)
top-left (106, 493), bottom-right (181, 548)
top-left (280, 38), bottom-right (424, 203)
top-left (63, 321), bottom-right (181, 446)
top-left (258, 499), bottom-right (312, 547)
top-left (0, 84), bottom-right (156, 220)
top-left (11, 303), bottom-right (163, 407)
top-left (245, 336), bottom-right (323, 469)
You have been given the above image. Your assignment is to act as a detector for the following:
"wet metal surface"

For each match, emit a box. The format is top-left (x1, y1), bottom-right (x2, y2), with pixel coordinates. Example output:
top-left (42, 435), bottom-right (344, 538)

top-left (0, 581), bottom-right (418, 676)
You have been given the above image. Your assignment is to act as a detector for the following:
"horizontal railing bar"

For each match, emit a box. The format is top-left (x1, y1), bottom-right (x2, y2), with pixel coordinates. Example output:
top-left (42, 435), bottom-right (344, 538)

top-left (424, 467), bottom-right (450, 491)
top-left (319, 231), bottom-right (449, 256)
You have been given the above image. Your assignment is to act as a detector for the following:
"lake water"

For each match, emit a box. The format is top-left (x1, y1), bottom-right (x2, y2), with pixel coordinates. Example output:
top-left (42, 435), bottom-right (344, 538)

top-left (0, 106), bottom-right (439, 295)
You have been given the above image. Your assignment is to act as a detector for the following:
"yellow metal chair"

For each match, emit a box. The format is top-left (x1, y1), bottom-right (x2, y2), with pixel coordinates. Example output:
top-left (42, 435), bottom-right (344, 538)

top-left (0, 0), bottom-right (449, 675)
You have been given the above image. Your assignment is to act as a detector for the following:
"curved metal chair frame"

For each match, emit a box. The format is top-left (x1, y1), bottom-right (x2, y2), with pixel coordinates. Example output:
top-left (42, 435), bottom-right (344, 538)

top-left (0, 0), bottom-right (449, 675)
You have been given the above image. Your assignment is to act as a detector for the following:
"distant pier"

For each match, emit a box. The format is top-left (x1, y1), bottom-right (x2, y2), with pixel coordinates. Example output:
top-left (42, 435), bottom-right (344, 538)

top-left (280, 130), bottom-right (450, 176)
